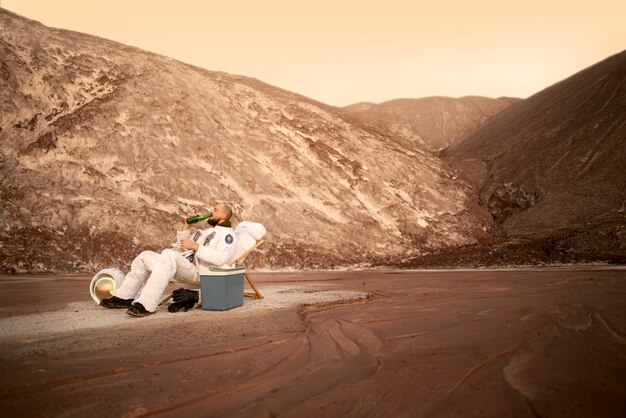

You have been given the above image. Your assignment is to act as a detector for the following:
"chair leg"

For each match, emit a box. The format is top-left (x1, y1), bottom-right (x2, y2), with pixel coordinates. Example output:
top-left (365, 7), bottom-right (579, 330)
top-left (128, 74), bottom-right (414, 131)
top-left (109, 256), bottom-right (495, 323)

top-left (244, 271), bottom-right (263, 299)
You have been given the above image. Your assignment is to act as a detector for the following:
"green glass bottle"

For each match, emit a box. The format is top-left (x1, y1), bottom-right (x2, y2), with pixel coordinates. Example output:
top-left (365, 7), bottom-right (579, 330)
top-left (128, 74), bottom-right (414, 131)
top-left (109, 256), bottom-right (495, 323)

top-left (186, 214), bottom-right (212, 224)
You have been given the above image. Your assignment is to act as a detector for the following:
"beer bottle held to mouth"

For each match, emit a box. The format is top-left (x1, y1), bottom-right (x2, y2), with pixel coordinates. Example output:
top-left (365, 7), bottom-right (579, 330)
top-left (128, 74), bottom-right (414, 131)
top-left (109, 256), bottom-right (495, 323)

top-left (186, 214), bottom-right (212, 224)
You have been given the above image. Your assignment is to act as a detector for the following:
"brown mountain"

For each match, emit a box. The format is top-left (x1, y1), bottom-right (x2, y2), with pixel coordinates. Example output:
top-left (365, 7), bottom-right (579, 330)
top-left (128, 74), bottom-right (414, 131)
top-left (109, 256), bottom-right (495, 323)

top-left (344, 96), bottom-right (520, 151)
top-left (443, 50), bottom-right (626, 263)
top-left (0, 8), bottom-right (491, 273)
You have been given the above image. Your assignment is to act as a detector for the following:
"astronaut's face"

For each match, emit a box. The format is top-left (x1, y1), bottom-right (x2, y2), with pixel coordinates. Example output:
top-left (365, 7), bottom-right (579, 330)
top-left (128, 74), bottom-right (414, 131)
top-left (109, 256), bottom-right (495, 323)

top-left (208, 204), bottom-right (225, 224)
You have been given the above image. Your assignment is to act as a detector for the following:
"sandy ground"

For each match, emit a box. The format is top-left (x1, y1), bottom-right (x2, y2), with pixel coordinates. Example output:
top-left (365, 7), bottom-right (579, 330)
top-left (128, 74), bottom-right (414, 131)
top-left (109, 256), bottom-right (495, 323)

top-left (0, 268), bottom-right (625, 417)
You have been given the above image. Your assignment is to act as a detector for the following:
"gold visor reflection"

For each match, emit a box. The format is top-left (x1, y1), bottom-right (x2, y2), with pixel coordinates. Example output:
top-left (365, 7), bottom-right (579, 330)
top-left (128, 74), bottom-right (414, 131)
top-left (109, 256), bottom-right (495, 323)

top-left (93, 277), bottom-right (115, 301)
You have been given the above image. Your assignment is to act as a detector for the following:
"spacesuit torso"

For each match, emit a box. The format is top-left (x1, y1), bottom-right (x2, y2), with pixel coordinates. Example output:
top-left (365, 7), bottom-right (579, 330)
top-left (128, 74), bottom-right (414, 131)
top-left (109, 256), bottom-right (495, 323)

top-left (176, 224), bottom-right (237, 268)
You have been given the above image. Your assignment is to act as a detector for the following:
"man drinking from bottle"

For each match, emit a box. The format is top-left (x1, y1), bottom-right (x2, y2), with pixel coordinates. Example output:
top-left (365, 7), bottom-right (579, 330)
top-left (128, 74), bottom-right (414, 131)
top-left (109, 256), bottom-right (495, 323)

top-left (99, 203), bottom-right (237, 317)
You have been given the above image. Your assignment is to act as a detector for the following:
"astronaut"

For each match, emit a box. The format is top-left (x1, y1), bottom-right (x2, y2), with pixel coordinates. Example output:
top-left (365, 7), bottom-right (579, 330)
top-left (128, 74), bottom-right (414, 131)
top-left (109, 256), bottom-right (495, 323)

top-left (100, 203), bottom-right (237, 317)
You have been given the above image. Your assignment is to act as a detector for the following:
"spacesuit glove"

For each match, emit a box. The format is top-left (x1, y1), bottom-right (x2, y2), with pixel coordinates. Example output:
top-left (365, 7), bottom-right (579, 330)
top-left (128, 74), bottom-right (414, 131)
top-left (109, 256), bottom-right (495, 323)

top-left (172, 288), bottom-right (199, 304)
top-left (167, 299), bottom-right (196, 313)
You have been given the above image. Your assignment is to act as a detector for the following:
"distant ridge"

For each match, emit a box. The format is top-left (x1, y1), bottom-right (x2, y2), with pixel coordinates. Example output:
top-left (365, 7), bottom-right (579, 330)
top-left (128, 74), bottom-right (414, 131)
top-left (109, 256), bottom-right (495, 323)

top-left (343, 96), bottom-right (520, 150)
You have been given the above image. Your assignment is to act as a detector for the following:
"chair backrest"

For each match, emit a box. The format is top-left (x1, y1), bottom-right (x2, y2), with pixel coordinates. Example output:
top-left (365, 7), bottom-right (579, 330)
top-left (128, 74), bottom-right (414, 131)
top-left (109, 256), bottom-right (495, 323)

top-left (236, 239), bottom-right (264, 264)
top-left (226, 221), bottom-right (267, 265)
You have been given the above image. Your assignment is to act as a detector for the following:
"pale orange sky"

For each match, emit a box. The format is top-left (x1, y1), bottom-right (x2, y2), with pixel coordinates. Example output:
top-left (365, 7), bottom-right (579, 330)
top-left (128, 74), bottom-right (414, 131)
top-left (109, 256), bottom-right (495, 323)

top-left (3, 0), bottom-right (625, 106)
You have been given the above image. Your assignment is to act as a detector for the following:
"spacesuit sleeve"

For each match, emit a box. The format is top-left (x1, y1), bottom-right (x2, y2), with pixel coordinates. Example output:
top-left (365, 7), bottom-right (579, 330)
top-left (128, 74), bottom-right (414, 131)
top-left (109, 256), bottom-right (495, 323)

top-left (195, 230), bottom-right (235, 266)
top-left (175, 230), bottom-right (191, 246)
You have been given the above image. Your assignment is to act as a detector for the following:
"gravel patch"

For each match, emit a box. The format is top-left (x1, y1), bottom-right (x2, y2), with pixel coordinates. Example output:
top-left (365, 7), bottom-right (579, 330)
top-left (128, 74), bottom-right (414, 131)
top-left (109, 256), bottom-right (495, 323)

top-left (0, 285), bottom-right (368, 340)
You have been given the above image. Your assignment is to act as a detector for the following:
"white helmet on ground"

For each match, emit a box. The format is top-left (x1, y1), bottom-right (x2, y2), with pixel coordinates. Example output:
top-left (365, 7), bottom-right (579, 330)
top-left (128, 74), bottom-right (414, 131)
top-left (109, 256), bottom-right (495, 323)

top-left (89, 268), bottom-right (126, 304)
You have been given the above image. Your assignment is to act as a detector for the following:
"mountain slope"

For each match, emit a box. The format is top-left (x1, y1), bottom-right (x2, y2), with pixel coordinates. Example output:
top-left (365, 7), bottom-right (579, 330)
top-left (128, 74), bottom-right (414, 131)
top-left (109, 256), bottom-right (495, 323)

top-left (344, 96), bottom-right (520, 151)
top-left (0, 8), bottom-right (490, 273)
top-left (444, 50), bottom-right (626, 261)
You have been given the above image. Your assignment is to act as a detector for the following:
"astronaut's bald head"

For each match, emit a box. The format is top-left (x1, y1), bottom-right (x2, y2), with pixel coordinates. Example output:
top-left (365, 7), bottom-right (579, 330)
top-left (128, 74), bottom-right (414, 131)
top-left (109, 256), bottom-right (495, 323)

top-left (208, 203), bottom-right (233, 226)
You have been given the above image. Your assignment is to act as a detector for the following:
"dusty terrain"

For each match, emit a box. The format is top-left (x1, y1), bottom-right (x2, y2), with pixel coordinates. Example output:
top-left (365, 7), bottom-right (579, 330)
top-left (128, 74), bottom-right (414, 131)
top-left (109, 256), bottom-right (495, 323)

top-left (1, 268), bottom-right (625, 417)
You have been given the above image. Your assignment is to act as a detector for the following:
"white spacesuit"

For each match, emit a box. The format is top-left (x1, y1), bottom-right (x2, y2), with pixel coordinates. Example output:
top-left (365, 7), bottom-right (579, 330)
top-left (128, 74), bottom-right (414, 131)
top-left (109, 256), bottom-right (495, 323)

top-left (110, 223), bottom-right (237, 313)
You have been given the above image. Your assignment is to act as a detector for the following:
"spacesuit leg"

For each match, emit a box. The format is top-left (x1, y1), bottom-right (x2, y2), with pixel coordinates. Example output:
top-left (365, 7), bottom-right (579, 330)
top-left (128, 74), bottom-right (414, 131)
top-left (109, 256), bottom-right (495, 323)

top-left (133, 249), bottom-right (199, 312)
top-left (110, 251), bottom-right (160, 300)
top-left (172, 254), bottom-right (201, 284)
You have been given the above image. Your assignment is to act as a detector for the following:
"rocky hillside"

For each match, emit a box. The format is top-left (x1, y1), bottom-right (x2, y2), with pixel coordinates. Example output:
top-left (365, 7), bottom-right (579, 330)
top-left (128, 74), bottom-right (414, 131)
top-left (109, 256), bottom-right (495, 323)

top-left (344, 96), bottom-right (520, 151)
top-left (441, 50), bottom-right (626, 264)
top-left (0, 8), bottom-right (491, 273)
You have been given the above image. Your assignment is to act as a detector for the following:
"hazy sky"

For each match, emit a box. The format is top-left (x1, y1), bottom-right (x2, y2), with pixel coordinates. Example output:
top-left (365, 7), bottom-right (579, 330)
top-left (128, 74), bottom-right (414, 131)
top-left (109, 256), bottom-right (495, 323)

top-left (3, 0), bottom-right (625, 106)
